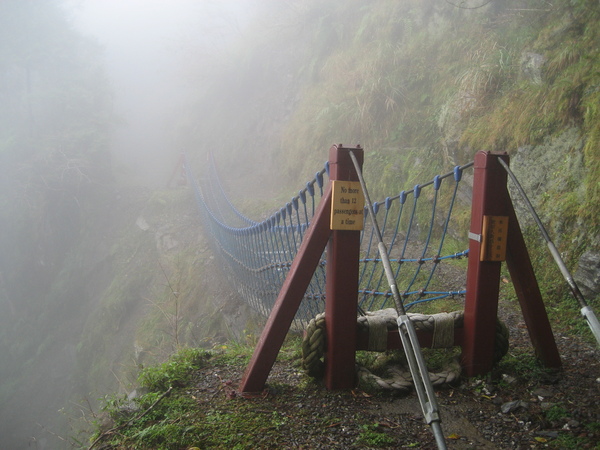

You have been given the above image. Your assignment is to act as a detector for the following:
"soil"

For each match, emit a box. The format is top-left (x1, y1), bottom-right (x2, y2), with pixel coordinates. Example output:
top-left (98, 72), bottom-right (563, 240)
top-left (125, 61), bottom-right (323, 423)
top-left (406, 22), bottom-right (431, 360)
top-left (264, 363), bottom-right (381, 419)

top-left (189, 305), bottom-right (600, 449)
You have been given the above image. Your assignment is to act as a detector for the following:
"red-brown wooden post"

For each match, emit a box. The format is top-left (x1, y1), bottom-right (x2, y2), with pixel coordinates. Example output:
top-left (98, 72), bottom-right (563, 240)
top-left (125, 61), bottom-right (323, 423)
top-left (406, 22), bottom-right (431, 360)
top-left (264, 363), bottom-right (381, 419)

top-left (462, 151), bottom-right (510, 376)
top-left (324, 145), bottom-right (363, 389)
top-left (462, 151), bottom-right (561, 376)
top-left (239, 144), bottom-right (364, 393)
top-left (239, 185), bottom-right (333, 393)
top-left (505, 201), bottom-right (561, 368)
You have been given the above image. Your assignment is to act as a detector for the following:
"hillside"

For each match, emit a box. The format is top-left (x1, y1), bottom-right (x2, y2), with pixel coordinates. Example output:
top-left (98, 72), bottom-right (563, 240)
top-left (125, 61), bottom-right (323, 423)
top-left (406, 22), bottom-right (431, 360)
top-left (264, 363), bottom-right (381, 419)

top-left (184, 0), bottom-right (600, 302)
top-left (1, 1), bottom-right (599, 448)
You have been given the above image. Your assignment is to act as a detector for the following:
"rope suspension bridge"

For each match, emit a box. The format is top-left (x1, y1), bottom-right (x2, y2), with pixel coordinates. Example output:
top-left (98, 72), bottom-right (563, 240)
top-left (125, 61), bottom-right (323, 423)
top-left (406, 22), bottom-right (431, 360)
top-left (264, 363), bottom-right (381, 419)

top-left (179, 145), bottom-right (600, 449)
top-left (186, 151), bottom-right (471, 329)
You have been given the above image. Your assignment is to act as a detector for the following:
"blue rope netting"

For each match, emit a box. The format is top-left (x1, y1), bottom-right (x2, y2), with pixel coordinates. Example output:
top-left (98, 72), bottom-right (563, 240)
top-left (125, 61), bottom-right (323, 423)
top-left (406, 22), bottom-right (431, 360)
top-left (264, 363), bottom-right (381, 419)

top-left (186, 153), bottom-right (474, 328)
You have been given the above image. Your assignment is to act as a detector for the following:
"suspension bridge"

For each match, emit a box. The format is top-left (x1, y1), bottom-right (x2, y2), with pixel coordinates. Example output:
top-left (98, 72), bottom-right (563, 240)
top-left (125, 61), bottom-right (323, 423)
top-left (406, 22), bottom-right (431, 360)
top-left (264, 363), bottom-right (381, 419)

top-left (187, 150), bottom-right (469, 328)
top-left (178, 145), bottom-right (599, 447)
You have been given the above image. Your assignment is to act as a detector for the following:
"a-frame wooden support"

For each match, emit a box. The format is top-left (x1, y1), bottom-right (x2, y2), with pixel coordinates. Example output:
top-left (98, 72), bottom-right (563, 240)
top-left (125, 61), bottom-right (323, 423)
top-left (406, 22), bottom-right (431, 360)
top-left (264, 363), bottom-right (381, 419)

top-left (239, 145), bottom-right (363, 393)
top-left (461, 151), bottom-right (561, 376)
top-left (239, 149), bottom-right (561, 392)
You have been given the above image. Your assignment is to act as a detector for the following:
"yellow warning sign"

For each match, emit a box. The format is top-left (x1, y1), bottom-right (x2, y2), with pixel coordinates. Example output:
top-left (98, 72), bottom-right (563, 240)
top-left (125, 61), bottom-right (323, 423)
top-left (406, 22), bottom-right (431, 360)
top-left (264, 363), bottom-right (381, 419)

top-left (330, 181), bottom-right (364, 230)
top-left (480, 215), bottom-right (508, 261)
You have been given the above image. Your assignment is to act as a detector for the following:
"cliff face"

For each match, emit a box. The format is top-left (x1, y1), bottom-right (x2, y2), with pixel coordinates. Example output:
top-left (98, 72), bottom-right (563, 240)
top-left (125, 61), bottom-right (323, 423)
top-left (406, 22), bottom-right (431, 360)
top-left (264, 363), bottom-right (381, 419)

top-left (187, 0), bottom-right (599, 254)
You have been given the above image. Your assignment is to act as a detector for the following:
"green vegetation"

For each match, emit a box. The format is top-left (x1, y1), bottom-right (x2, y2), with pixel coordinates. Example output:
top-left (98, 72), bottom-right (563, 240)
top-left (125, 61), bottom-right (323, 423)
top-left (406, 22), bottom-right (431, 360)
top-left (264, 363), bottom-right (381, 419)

top-left (496, 349), bottom-right (553, 382)
top-left (89, 339), bottom-right (307, 449)
top-left (553, 430), bottom-right (600, 450)
top-left (137, 347), bottom-right (209, 392)
top-left (88, 337), bottom-right (401, 449)
top-left (545, 404), bottom-right (569, 423)
top-left (356, 424), bottom-right (396, 447)
top-left (187, 1), bottom-right (599, 343)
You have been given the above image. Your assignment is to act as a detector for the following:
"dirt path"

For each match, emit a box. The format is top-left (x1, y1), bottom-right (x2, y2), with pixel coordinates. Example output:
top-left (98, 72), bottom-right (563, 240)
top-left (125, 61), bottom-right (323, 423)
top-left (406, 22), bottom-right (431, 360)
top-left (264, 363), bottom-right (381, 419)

top-left (185, 304), bottom-right (599, 449)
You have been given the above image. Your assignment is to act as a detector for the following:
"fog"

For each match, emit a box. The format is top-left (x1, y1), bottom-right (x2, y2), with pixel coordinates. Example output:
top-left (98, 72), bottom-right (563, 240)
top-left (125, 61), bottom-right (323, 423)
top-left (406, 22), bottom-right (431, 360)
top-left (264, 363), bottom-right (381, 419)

top-left (69, 0), bottom-right (257, 186)
top-left (0, 1), bottom-right (263, 448)
top-left (3, 0), bottom-right (598, 448)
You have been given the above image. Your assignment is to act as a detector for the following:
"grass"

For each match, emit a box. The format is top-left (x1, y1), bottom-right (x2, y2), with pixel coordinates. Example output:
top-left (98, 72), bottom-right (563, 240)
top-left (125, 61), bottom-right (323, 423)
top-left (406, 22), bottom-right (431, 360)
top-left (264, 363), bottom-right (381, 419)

top-left (91, 336), bottom-right (397, 449)
top-left (88, 336), bottom-right (333, 449)
top-left (137, 347), bottom-right (209, 392)
top-left (356, 424), bottom-right (396, 447)
top-left (545, 404), bottom-right (569, 423)
top-left (496, 349), bottom-right (551, 382)
top-left (552, 431), bottom-right (600, 450)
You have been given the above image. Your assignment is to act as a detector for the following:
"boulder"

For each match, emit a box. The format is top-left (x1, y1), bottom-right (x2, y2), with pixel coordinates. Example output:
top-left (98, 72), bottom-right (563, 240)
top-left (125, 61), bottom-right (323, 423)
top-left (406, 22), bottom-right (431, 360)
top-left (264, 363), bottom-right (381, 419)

top-left (520, 52), bottom-right (546, 85)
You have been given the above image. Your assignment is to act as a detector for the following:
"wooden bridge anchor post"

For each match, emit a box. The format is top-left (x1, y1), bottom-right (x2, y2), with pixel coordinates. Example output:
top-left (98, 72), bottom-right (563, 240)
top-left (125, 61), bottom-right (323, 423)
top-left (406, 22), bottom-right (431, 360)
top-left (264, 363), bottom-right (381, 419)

top-left (462, 151), bottom-right (560, 377)
top-left (325, 145), bottom-right (363, 389)
top-left (239, 145), bottom-right (363, 393)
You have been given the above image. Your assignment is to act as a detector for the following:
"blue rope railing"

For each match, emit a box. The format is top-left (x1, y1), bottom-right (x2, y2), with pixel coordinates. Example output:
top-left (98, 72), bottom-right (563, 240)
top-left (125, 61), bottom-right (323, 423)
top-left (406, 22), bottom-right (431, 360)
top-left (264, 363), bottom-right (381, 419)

top-left (186, 152), bottom-right (473, 327)
top-left (358, 163), bottom-right (473, 312)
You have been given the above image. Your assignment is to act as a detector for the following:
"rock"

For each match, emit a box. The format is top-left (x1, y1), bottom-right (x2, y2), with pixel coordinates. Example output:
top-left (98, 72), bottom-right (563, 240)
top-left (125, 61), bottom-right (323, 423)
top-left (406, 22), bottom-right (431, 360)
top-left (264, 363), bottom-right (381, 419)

top-left (575, 250), bottom-right (600, 299)
top-left (510, 128), bottom-right (586, 246)
top-left (520, 52), bottom-right (546, 85)
top-left (567, 419), bottom-right (580, 429)
top-left (502, 374), bottom-right (517, 385)
top-left (540, 402), bottom-right (556, 411)
top-left (136, 215), bottom-right (150, 231)
top-left (156, 231), bottom-right (178, 253)
top-left (501, 400), bottom-right (528, 414)
top-left (437, 93), bottom-right (477, 165)
top-left (536, 430), bottom-right (559, 439)
top-left (127, 387), bottom-right (150, 401)
top-left (563, 419), bottom-right (581, 430)
top-left (532, 387), bottom-right (554, 399)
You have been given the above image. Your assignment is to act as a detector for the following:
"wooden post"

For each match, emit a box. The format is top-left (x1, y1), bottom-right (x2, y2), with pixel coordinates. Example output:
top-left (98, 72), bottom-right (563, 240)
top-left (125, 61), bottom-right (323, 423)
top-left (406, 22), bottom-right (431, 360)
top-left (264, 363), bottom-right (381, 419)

top-left (239, 144), bottom-right (364, 393)
top-left (239, 185), bottom-right (333, 393)
top-left (325, 145), bottom-right (363, 389)
top-left (462, 151), bottom-right (561, 376)
top-left (505, 201), bottom-right (561, 368)
top-left (462, 151), bottom-right (510, 376)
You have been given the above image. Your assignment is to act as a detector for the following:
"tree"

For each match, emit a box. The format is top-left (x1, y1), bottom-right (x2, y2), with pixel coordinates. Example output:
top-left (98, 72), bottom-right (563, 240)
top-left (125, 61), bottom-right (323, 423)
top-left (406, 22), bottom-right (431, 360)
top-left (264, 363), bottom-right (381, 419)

top-left (0, 0), bottom-right (114, 309)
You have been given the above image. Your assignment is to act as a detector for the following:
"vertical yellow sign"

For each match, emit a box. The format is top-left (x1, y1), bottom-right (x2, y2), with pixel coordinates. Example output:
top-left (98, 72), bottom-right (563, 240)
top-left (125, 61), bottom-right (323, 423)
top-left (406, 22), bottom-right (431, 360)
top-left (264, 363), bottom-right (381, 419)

top-left (480, 215), bottom-right (508, 261)
top-left (330, 181), bottom-right (364, 230)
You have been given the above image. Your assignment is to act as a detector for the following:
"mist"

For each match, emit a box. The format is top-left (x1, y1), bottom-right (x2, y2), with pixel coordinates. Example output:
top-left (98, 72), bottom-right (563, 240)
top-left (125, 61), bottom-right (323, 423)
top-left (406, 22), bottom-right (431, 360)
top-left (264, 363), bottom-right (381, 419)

top-left (68, 0), bottom-right (257, 186)
top-left (0, 1), bottom-right (262, 448)
top-left (2, 1), bottom-right (598, 448)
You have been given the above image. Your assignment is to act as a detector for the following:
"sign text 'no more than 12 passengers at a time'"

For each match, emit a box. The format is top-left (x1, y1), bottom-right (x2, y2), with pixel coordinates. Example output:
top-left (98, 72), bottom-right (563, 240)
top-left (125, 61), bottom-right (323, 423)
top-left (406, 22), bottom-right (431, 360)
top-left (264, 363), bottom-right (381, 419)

top-left (330, 180), bottom-right (365, 231)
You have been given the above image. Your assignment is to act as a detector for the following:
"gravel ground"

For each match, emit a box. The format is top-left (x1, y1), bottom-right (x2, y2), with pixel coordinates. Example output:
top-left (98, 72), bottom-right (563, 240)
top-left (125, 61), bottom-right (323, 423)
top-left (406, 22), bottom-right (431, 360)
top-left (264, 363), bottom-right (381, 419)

top-left (189, 306), bottom-right (600, 449)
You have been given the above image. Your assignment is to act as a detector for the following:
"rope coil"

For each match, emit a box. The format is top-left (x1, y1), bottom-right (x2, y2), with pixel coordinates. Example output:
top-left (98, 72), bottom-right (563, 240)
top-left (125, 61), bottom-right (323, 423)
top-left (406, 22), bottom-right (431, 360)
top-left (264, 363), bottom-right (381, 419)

top-left (302, 310), bottom-right (509, 391)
